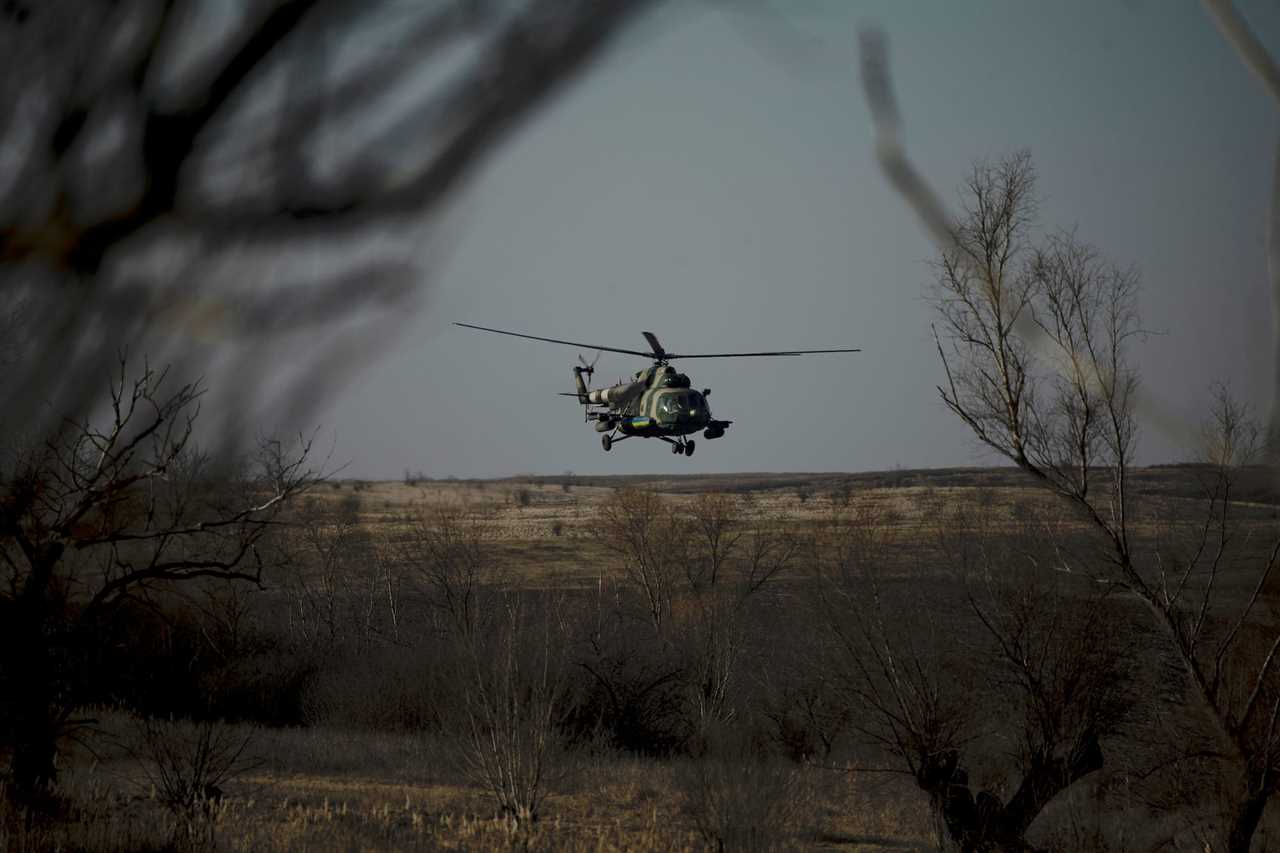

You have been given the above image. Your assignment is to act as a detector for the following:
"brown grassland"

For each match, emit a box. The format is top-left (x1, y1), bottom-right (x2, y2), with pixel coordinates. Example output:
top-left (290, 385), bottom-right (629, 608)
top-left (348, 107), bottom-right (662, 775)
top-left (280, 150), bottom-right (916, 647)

top-left (3, 466), bottom-right (1278, 852)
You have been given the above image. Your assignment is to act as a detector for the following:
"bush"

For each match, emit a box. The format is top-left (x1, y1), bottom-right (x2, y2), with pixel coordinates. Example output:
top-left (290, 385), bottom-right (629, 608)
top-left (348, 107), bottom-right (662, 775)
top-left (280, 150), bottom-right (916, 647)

top-left (456, 598), bottom-right (575, 826)
top-left (563, 613), bottom-right (692, 757)
top-left (675, 735), bottom-right (808, 852)
top-left (124, 715), bottom-right (258, 845)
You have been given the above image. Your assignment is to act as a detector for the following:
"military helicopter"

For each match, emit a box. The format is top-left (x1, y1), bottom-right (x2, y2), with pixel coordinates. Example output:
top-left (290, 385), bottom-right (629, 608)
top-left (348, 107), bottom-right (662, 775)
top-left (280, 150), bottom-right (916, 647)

top-left (455, 323), bottom-right (860, 457)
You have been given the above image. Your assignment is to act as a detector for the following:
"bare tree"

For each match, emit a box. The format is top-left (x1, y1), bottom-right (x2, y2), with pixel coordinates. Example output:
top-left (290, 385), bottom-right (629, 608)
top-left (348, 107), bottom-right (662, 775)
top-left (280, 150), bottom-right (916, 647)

top-left (594, 488), bottom-right (689, 634)
top-left (684, 517), bottom-right (799, 735)
top-left (1139, 388), bottom-right (1280, 851)
top-left (396, 503), bottom-right (499, 639)
top-left (588, 490), bottom-right (798, 750)
top-left (924, 151), bottom-right (1280, 852)
top-left (569, 573), bottom-right (689, 755)
top-left (812, 507), bottom-right (972, 788)
top-left (459, 595), bottom-right (573, 828)
top-left (931, 152), bottom-right (1142, 513)
top-left (815, 504), bottom-right (1132, 851)
top-left (685, 492), bottom-right (743, 592)
top-left (280, 490), bottom-right (382, 648)
top-left (0, 357), bottom-right (316, 801)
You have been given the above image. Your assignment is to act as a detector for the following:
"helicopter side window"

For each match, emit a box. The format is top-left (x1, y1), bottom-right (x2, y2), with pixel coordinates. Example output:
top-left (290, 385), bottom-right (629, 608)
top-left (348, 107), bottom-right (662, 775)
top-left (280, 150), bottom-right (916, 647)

top-left (687, 391), bottom-right (705, 413)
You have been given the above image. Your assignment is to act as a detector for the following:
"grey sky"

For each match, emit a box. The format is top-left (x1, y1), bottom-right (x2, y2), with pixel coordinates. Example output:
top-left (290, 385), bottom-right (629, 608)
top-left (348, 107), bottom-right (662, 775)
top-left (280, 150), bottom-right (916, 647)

top-left (319, 1), bottom-right (1278, 480)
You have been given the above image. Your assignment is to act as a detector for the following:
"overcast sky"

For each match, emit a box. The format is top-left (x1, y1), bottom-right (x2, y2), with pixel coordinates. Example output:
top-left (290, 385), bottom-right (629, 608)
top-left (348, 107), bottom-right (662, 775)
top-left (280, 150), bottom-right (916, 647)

top-left (317, 0), bottom-right (1279, 480)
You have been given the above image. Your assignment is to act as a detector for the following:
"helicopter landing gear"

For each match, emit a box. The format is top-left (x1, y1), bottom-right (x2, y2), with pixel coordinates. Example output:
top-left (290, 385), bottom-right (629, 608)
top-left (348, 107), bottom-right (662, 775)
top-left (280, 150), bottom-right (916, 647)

top-left (602, 434), bottom-right (612, 452)
top-left (661, 436), bottom-right (696, 457)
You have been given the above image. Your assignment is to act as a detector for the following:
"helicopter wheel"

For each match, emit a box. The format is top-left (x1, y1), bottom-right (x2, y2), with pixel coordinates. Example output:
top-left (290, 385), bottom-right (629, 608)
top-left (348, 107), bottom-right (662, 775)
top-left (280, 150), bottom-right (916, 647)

top-left (684, 440), bottom-right (695, 457)
top-left (671, 441), bottom-right (681, 455)
top-left (601, 434), bottom-right (612, 452)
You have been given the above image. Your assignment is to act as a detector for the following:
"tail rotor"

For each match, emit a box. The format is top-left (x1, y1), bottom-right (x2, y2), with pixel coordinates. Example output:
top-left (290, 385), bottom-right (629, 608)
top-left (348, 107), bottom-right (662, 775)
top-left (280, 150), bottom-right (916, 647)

top-left (572, 351), bottom-right (601, 407)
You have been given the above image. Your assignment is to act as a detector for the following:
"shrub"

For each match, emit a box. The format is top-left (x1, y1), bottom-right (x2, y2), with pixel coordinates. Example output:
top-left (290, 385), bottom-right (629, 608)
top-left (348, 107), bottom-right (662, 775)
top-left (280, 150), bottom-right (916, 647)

top-left (457, 598), bottom-right (574, 826)
top-left (125, 716), bottom-right (258, 845)
top-left (675, 735), bottom-right (808, 852)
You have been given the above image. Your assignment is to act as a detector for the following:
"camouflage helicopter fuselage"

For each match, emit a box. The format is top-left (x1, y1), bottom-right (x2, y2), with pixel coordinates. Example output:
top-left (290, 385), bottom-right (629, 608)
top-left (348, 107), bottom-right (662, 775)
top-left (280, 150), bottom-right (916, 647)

top-left (576, 364), bottom-right (728, 441)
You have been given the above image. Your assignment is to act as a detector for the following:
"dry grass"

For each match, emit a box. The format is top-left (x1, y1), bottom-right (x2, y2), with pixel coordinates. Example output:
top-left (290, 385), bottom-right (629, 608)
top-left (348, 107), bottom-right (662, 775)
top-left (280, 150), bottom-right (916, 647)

top-left (5, 709), bottom-right (938, 852)
top-left (302, 473), bottom-right (1120, 591)
top-left (2, 727), bottom-right (931, 845)
top-left (10, 467), bottom-right (1277, 851)
top-left (315, 467), bottom-right (1277, 579)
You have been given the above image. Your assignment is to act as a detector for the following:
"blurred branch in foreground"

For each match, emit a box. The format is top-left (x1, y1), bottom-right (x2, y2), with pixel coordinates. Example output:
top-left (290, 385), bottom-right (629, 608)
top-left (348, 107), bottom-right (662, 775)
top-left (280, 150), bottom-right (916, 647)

top-left (0, 0), bottom-right (653, 447)
top-left (1200, 0), bottom-right (1280, 461)
top-left (856, 26), bottom-right (1264, 462)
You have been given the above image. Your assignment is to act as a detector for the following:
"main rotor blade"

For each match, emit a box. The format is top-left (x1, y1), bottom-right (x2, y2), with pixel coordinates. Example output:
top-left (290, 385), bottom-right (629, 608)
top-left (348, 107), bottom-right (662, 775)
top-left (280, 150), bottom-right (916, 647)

top-left (454, 323), bottom-right (657, 358)
top-left (456, 323), bottom-right (860, 360)
top-left (665, 347), bottom-right (862, 359)
top-left (641, 331), bottom-right (665, 358)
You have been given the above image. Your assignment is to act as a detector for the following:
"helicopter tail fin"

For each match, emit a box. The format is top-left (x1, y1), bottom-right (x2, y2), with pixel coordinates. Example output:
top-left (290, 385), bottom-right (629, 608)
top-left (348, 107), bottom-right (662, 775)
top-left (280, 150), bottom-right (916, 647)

top-left (571, 366), bottom-right (590, 403)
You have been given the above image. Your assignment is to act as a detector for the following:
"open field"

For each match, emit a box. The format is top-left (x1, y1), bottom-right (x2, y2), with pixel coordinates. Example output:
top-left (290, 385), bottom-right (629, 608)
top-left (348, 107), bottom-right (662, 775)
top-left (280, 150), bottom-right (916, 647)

top-left (5, 465), bottom-right (1279, 852)
top-left (313, 466), bottom-right (1280, 590)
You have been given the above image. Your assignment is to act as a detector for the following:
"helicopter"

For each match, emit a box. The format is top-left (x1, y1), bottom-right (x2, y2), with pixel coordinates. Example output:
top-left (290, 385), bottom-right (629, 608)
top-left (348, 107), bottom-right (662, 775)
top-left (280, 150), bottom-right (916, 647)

top-left (455, 323), bottom-right (860, 457)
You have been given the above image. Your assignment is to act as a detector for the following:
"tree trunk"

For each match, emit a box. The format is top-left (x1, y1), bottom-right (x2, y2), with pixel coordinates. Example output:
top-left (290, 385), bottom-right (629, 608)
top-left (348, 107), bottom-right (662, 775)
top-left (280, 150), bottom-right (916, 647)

top-left (1226, 781), bottom-right (1268, 853)
top-left (6, 642), bottom-right (61, 802)
top-left (9, 715), bottom-right (58, 803)
top-left (999, 729), bottom-right (1104, 840)
top-left (917, 737), bottom-right (1102, 853)
top-left (6, 554), bottom-right (63, 803)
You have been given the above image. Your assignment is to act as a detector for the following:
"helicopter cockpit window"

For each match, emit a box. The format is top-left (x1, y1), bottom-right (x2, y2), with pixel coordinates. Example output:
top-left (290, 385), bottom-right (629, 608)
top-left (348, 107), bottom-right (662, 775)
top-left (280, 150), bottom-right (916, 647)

top-left (657, 391), bottom-right (706, 419)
